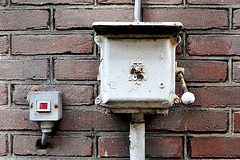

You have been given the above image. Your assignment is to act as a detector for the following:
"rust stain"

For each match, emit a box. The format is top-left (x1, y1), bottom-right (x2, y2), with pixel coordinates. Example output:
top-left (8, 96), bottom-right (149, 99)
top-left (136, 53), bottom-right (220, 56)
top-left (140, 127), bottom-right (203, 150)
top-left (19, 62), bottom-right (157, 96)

top-left (173, 97), bottom-right (181, 104)
top-left (170, 35), bottom-right (181, 47)
top-left (27, 86), bottom-right (39, 102)
top-left (177, 72), bottom-right (188, 93)
top-left (130, 65), bottom-right (145, 81)
top-left (54, 104), bottom-right (59, 109)
top-left (30, 103), bottom-right (34, 110)
top-left (99, 58), bottom-right (103, 67)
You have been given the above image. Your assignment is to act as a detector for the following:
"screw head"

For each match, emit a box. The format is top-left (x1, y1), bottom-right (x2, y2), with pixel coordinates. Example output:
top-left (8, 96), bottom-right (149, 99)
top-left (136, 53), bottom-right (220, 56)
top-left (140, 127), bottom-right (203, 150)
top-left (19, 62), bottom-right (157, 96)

top-left (159, 82), bottom-right (165, 89)
top-left (54, 104), bottom-right (58, 109)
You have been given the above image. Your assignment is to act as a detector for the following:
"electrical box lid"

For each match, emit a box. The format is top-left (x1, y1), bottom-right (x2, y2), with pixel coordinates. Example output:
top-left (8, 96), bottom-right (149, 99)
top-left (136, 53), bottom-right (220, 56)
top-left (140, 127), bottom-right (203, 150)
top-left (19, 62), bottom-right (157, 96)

top-left (92, 22), bottom-right (183, 35)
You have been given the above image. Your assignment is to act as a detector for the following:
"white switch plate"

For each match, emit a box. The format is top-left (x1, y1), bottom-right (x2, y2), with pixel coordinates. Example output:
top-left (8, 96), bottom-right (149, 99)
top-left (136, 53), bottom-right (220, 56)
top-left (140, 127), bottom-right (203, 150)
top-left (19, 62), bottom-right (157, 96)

top-left (29, 91), bottom-right (62, 121)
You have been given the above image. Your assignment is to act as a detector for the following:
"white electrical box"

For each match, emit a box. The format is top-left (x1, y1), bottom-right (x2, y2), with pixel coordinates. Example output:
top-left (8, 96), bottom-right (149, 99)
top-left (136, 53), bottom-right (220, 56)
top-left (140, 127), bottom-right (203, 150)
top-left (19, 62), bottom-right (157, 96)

top-left (29, 91), bottom-right (62, 121)
top-left (92, 22), bottom-right (183, 113)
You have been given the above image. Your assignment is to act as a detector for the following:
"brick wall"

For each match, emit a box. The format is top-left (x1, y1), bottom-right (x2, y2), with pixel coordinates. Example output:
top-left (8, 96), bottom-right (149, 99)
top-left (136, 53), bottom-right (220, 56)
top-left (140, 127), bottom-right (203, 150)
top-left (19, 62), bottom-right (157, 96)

top-left (0, 0), bottom-right (240, 159)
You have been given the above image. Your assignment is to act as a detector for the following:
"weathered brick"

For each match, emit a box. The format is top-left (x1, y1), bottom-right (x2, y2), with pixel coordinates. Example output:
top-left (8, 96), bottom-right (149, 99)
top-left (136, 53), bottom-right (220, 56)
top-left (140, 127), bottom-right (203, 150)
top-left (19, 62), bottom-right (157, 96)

top-left (191, 137), bottom-right (240, 158)
top-left (233, 62), bottom-right (240, 82)
top-left (12, 0), bottom-right (93, 5)
top-left (0, 0), bottom-right (6, 6)
top-left (189, 0), bottom-right (240, 4)
top-left (98, 0), bottom-right (133, 4)
top-left (234, 112), bottom-right (240, 132)
top-left (144, 9), bottom-right (228, 29)
top-left (190, 87), bottom-right (240, 107)
top-left (12, 85), bottom-right (94, 106)
top-left (59, 110), bottom-right (130, 131)
top-left (0, 109), bottom-right (38, 130)
top-left (55, 8), bottom-right (134, 29)
top-left (13, 135), bottom-right (92, 156)
top-left (0, 135), bottom-right (7, 156)
top-left (0, 36), bottom-right (8, 55)
top-left (177, 60), bottom-right (227, 82)
top-left (98, 136), bottom-right (182, 158)
top-left (0, 10), bottom-right (49, 31)
top-left (176, 43), bottom-right (182, 56)
top-left (144, 0), bottom-right (182, 4)
top-left (0, 60), bottom-right (48, 80)
top-left (55, 60), bottom-right (99, 80)
top-left (99, 0), bottom-right (182, 4)
top-left (234, 9), bottom-right (240, 29)
top-left (0, 84), bottom-right (7, 105)
top-left (146, 137), bottom-right (182, 158)
top-left (145, 110), bottom-right (228, 132)
top-left (189, 35), bottom-right (240, 55)
top-left (12, 35), bottom-right (92, 55)
top-left (99, 136), bottom-right (129, 158)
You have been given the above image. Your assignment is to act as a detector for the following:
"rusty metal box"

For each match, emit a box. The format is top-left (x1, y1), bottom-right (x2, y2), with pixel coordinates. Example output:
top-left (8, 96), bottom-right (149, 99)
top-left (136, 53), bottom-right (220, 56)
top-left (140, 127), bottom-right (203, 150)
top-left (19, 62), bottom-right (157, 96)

top-left (92, 22), bottom-right (183, 113)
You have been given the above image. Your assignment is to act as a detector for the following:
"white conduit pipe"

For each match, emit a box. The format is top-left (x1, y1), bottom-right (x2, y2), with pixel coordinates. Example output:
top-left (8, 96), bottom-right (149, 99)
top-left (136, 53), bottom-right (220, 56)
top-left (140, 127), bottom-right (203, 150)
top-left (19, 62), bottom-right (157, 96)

top-left (41, 133), bottom-right (48, 146)
top-left (130, 2), bottom-right (144, 160)
top-left (129, 113), bottom-right (145, 160)
top-left (40, 121), bottom-right (54, 146)
top-left (134, 0), bottom-right (142, 22)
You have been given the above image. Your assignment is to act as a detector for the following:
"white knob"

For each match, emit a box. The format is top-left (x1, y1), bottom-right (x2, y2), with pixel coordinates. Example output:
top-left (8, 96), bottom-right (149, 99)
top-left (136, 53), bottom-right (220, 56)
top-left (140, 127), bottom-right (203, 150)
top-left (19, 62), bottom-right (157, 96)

top-left (181, 92), bottom-right (195, 105)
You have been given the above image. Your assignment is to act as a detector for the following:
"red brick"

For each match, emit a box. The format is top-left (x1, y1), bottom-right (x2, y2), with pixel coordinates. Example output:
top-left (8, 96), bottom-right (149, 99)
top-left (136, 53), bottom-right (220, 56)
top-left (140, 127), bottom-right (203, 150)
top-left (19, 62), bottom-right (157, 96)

top-left (12, 35), bottom-right (92, 55)
top-left (0, 84), bottom-right (7, 105)
top-left (55, 8), bottom-right (134, 29)
top-left (177, 60), bottom-right (227, 82)
top-left (0, 36), bottom-right (8, 55)
top-left (12, 0), bottom-right (93, 5)
top-left (176, 43), bottom-right (182, 56)
top-left (233, 62), bottom-right (240, 82)
top-left (145, 110), bottom-right (228, 132)
top-left (55, 60), bottom-right (99, 80)
top-left (144, 9), bottom-right (228, 29)
top-left (191, 137), bottom-right (240, 158)
top-left (189, 35), bottom-right (240, 55)
top-left (0, 109), bottom-right (38, 130)
top-left (234, 10), bottom-right (240, 29)
top-left (146, 137), bottom-right (182, 158)
top-left (12, 85), bottom-right (94, 106)
top-left (189, 0), bottom-right (240, 4)
top-left (99, 136), bottom-right (129, 158)
top-left (0, 10), bottom-right (49, 31)
top-left (191, 87), bottom-right (240, 107)
top-left (234, 112), bottom-right (240, 132)
top-left (59, 110), bottom-right (129, 131)
top-left (13, 135), bottom-right (92, 156)
top-left (0, 134), bottom-right (7, 156)
top-left (99, 0), bottom-right (182, 4)
top-left (0, 60), bottom-right (48, 80)
top-left (98, 136), bottom-right (182, 158)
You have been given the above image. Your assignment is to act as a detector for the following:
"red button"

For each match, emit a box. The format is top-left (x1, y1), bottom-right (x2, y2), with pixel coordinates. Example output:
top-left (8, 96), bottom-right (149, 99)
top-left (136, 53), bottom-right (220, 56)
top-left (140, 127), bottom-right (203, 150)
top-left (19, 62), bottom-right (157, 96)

top-left (40, 103), bottom-right (48, 109)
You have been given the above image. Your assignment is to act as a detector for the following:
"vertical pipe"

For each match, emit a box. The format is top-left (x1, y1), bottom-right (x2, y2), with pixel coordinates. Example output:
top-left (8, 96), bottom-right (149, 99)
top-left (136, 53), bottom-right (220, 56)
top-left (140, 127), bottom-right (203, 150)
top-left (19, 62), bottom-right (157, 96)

top-left (129, 113), bottom-right (145, 160)
top-left (134, 0), bottom-right (142, 22)
top-left (41, 133), bottom-right (48, 146)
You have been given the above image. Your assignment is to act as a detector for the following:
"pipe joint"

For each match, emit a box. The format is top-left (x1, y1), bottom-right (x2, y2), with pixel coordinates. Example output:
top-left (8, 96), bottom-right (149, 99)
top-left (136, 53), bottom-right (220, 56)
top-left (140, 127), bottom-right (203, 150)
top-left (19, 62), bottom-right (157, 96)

top-left (131, 113), bottom-right (144, 123)
top-left (40, 121), bottom-right (54, 146)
